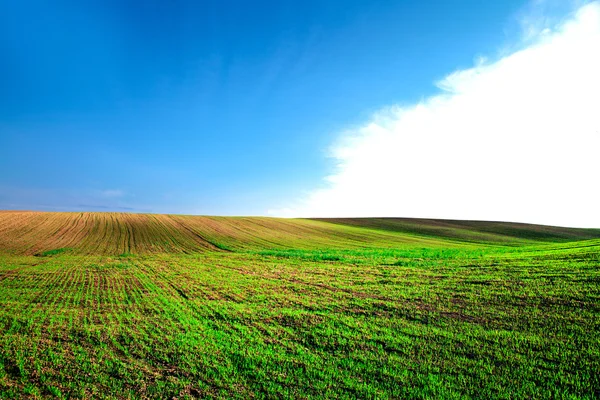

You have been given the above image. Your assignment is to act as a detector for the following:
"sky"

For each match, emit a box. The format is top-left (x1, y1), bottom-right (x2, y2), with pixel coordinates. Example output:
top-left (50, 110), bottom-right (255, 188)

top-left (1, 0), bottom-right (599, 227)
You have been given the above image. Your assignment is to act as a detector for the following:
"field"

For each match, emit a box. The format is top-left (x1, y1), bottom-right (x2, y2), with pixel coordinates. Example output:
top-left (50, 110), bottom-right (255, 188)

top-left (0, 211), bottom-right (599, 399)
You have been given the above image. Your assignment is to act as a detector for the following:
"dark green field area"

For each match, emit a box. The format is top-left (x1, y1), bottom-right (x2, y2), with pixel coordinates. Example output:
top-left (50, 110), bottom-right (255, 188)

top-left (0, 212), bottom-right (599, 399)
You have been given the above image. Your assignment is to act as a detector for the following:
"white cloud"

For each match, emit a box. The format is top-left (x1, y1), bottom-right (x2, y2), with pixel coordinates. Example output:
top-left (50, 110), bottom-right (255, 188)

top-left (272, 2), bottom-right (600, 228)
top-left (99, 189), bottom-right (124, 198)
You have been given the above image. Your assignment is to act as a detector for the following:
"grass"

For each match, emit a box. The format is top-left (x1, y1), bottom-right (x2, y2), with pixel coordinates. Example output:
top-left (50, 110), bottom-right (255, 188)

top-left (34, 248), bottom-right (71, 257)
top-left (0, 212), bottom-right (599, 398)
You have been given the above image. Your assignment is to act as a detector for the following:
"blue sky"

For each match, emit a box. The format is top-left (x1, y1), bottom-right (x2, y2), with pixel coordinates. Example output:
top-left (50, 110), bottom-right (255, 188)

top-left (2, 0), bottom-right (599, 226)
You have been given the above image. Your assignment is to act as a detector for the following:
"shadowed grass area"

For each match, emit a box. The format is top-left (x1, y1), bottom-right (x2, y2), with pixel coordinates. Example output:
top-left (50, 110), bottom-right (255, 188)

top-left (311, 217), bottom-right (600, 244)
top-left (33, 248), bottom-right (72, 257)
top-left (0, 212), bottom-right (598, 398)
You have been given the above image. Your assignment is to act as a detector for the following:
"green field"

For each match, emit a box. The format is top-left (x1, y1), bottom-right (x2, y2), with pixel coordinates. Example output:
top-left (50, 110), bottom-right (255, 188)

top-left (0, 211), bottom-right (599, 398)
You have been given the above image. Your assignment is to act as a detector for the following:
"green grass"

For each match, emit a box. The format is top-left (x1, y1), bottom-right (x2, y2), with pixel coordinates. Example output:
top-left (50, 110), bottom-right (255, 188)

top-left (33, 248), bottom-right (71, 257)
top-left (0, 238), bottom-right (599, 399)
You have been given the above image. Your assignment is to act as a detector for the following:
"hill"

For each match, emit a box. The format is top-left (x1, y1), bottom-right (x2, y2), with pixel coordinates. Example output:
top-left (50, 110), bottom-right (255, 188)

top-left (0, 211), bottom-right (599, 398)
top-left (1, 211), bottom-right (600, 255)
top-left (310, 217), bottom-right (600, 243)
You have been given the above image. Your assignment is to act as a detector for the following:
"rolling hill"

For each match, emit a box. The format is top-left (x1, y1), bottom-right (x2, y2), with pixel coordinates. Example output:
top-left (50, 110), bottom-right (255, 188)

top-left (1, 211), bottom-right (600, 255)
top-left (0, 210), bottom-right (599, 398)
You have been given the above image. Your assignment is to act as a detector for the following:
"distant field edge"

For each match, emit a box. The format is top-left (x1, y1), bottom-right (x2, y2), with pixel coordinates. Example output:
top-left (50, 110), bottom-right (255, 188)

top-left (308, 216), bottom-right (600, 243)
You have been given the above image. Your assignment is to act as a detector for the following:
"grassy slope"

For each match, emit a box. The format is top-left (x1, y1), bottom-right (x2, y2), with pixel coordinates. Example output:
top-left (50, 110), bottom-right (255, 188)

top-left (2, 211), bottom-right (600, 256)
top-left (0, 211), bottom-right (456, 255)
top-left (310, 217), bottom-right (600, 244)
top-left (0, 211), bottom-right (599, 399)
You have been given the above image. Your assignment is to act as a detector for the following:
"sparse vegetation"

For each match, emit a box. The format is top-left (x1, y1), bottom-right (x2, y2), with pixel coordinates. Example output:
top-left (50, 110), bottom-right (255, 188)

top-left (0, 212), bottom-right (598, 398)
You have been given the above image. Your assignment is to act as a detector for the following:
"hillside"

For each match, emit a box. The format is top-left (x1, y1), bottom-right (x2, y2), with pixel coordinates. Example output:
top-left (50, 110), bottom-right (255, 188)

top-left (311, 217), bottom-right (600, 243)
top-left (1, 211), bottom-right (599, 398)
top-left (1, 211), bottom-right (599, 255)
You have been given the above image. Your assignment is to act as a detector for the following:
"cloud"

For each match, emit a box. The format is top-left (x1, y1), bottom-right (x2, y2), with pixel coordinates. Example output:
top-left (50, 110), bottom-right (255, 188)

top-left (99, 189), bottom-right (125, 198)
top-left (272, 2), bottom-right (600, 228)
